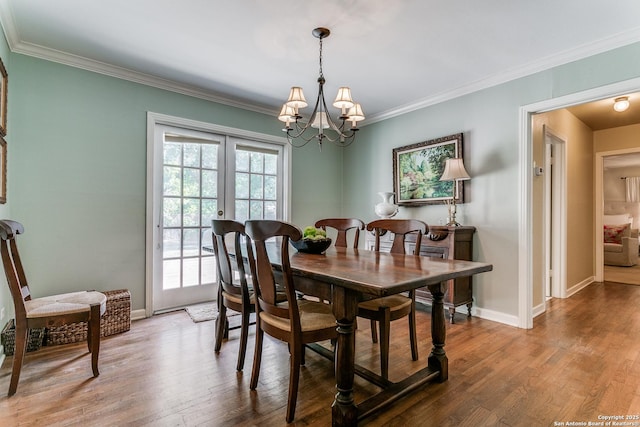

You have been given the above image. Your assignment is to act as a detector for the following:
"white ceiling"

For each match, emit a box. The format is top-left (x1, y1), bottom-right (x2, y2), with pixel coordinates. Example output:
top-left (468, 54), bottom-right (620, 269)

top-left (2, 0), bottom-right (640, 124)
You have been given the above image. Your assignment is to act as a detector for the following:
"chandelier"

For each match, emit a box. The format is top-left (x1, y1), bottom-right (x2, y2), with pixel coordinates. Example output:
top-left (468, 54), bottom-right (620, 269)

top-left (277, 27), bottom-right (365, 149)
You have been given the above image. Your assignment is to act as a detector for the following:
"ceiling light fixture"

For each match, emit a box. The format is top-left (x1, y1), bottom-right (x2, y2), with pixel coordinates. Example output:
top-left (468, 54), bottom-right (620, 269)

top-left (278, 28), bottom-right (364, 150)
top-left (613, 96), bottom-right (630, 112)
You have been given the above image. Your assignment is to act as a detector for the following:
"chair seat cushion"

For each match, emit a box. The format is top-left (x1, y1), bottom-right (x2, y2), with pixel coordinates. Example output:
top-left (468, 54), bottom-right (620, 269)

top-left (259, 299), bottom-right (335, 332)
top-left (358, 294), bottom-right (412, 312)
top-left (25, 291), bottom-right (107, 318)
top-left (222, 290), bottom-right (255, 305)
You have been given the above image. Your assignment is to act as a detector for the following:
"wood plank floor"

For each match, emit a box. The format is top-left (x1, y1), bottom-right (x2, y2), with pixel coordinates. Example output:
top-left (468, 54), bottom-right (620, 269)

top-left (2, 281), bottom-right (640, 426)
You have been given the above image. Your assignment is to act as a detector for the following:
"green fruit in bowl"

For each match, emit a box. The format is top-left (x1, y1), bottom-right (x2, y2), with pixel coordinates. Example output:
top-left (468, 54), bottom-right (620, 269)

top-left (303, 226), bottom-right (317, 238)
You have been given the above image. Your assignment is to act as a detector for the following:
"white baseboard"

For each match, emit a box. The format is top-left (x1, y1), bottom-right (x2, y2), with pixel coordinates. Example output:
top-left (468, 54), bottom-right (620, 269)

top-left (130, 309), bottom-right (146, 321)
top-left (566, 276), bottom-right (594, 297)
top-left (532, 301), bottom-right (547, 318)
top-left (471, 306), bottom-right (520, 328)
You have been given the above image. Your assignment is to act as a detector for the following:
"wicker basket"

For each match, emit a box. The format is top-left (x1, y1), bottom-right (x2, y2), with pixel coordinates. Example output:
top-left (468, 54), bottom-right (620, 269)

top-left (45, 289), bottom-right (131, 346)
top-left (1, 319), bottom-right (45, 356)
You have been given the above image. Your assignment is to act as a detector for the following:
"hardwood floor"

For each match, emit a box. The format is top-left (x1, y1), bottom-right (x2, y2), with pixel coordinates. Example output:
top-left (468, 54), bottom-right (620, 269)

top-left (2, 281), bottom-right (640, 426)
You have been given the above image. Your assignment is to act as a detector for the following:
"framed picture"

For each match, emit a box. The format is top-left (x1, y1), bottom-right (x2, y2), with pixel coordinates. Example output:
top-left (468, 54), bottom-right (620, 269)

top-left (0, 57), bottom-right (6, 136)
top-left (0, 136), bottom-right (6, 204)
top-left (393, 133), bottom-right (463, 206)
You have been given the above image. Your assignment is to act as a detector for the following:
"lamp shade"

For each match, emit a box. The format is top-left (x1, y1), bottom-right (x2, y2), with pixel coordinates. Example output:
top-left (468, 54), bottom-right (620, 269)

top-left (440, 158), bottom-right (470, 181)
top-left (333, 87), bottom-right (354, 110)
top-left (286, 87), bottom-right (308, 109)
top-left (347, 103), bottom-right (365, 122)
top-left (278, 104), bottom-right (296, 123)
top-left (311, 111), bottom-right (331, 129)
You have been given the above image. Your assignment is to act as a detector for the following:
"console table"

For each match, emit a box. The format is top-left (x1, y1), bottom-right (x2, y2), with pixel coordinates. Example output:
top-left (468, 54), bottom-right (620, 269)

top-left (364, 225), bottom-right (476, 323)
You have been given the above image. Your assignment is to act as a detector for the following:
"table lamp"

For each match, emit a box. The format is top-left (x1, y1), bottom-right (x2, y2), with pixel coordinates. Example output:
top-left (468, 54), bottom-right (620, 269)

top-left (439, 158), bottom-right (470, 226)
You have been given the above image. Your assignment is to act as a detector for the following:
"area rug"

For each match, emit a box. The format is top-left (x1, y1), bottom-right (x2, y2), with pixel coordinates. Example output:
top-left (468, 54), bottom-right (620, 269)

top-left (184, 302), bottom-right (242, 323)
top-left (185, 303), bottom-right (218, 322)
top-left (604, 264), bottom-right (640, 286)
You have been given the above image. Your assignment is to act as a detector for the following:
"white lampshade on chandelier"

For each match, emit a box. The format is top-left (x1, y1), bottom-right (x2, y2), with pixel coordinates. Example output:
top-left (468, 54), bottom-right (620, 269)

top-left (278, 28), bottom-right (365, 149)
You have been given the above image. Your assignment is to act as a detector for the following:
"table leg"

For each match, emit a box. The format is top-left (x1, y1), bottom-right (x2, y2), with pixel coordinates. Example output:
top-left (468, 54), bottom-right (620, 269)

top-left (331, 286), bottom-right (358, 426)
top-left (427, 282), bottom-right (448, 382)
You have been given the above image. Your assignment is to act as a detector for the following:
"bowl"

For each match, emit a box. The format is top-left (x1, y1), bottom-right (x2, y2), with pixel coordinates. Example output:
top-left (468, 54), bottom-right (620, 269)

top-left (290, 237), bottom-right (332, 254)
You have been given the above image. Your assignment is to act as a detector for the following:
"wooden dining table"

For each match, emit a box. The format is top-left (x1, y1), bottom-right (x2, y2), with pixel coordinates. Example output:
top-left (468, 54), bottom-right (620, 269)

top-left (204, 242), bottom-right (493, 426)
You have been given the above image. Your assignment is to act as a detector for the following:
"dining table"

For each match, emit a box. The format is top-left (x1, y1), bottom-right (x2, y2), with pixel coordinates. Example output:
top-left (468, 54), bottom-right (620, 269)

top-left (204, 241), bottom-right (493, 426)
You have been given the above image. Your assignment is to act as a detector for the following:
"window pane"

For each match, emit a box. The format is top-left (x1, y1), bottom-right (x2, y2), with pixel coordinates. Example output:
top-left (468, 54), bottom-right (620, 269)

top-left (235, 200), bottom-right (249, 223)
top-left (250, 152), bottom-right (263, 173)
top-left (264, 154), bottom-right (277, 174)
top-left (163, 229), bottom-right (181, 259)
top-left (183, 198), bottom-right (200, 227)
top-left (163, 259), bottom-right (181, 289)
top-left (264, 175), bottom-right (276, 200)
top-left (201, 199), bottom-right (217, 227)
top-left (163, 197), bottom-right (181, 227)
top-left (183, 229), bottom-right (200, 257)
top-left (164, 142), bottom-right (182, 166)
top-left (164, 166), bottom-right (181, 196)
top-left (264, 201), bottom-right (276, 219)
top-left (202, 144), bottom-right (218, 169)
top-left (236, 150), bottom-right (250, 172)
top-left (250, 201), bottom-right (263, 219)
top-left (201, 256), bottom-right (216, 285)
top-left (236, 172), bottom-right (249, 198)
top-left (202, 170), bottom-right (217, 198)
top-left (183, 258), bottom-right (199, 287)
top-left (183, 168), bottom-right (200, 197)
top-left (250, 174), bottom-right (263, 199)
top-left (184, 143), bottom-right (200, 167)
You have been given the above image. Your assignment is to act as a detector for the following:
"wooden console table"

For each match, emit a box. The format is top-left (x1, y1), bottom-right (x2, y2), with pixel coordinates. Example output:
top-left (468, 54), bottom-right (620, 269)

top-left (364, 225), bottom-right (476, 323)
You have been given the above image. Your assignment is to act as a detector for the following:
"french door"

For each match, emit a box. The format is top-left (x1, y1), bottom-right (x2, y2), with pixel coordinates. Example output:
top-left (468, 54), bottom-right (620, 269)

top-left (147, 115), bottom-right (290, 314)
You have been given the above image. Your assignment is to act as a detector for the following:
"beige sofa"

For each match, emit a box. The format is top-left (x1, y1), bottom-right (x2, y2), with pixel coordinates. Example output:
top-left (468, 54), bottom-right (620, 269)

top-left (604, 214), bottom-right (639, 267)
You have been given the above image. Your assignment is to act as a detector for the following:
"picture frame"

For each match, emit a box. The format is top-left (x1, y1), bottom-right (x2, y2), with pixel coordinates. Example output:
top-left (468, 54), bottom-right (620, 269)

top-left (393, 133), bottom-right (464, 206)
top-left (0, 136), bottom-right (6, 204)
top-left (0, 57), bottom-right (7, 136)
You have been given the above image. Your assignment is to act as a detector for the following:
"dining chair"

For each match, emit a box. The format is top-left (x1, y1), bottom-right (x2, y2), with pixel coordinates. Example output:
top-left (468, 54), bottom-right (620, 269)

top-left (211, 219), bottom-right (254, 371)
top-left (0, 219), bottom-right (107, 396)
top-left (315, 218), bottom-right (365, 248)
top-left (245, 220), bottom-right (338, 423)
top-left (359, 218), bottom-right (428, 379)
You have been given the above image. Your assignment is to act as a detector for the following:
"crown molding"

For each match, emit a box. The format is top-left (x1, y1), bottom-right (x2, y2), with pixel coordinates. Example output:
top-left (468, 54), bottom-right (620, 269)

top-left (2, 0), bottom-right (640, 126)
top-left (367, 27), bottom-right (640, 124)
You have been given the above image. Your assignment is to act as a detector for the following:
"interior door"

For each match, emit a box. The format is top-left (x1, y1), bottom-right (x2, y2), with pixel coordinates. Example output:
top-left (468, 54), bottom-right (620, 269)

top-left (151, 124), bottom-right (225, 312)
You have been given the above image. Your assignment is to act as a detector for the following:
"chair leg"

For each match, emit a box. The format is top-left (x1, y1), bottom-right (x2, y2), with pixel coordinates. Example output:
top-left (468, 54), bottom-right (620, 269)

top-left (379, 308), bottom-right (391, 380)
top-left (250, 324), bottom-right (263, 390)
top-left (214, 302), bottom-right (227, 353)
top-left (89, 303), bottom-right (101, 377)
top-left (409, 301), bottom-right (419, 361)
top-left (370, 319), bottom-right (378, 343)
top-left (8, 319), bottom-right (28, 396)
top-left (236, 308), bottom-right (250, 371)
top-left (286, 343), bottom-right (302, 423)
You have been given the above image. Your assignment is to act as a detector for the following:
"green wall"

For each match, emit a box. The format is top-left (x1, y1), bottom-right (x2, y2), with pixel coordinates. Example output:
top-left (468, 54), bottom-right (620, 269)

top-left (2, 54), bottom-right (342, 316)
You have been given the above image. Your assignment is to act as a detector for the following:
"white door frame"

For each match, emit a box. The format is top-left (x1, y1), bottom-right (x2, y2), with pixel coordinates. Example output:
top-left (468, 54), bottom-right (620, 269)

top-left (543, 126), bottom-right (567, 300)
top-left (594, 147), bottom-right (640, 282)
top-left (145, 112), bottom-right (291, 317)
top-left (518, 76), bottom-right (640, 329)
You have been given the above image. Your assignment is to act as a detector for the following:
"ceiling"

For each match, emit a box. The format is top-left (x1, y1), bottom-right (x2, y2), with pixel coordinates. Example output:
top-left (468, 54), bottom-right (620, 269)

top-left (1, 1), bottom-right (640, 124)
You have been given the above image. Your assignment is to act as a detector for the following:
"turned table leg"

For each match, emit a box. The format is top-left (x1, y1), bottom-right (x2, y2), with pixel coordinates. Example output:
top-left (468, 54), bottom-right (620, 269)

top-left (331, 286), bottom-right (358, 426)
top-left (427, 282), bottom-right (448, 382)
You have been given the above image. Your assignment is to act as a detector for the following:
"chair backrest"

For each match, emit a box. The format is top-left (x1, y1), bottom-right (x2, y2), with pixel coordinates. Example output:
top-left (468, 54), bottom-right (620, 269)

top-left (315, 218), bottom-right (365, 248)
top-left (211, 219), bottom-right (249, 301)
top-left (244, 220), bottom-right (302, 329)
top-left (366, 219), bottom-right (428, 255)
top-left (0, 220), bottom-right (30, 319)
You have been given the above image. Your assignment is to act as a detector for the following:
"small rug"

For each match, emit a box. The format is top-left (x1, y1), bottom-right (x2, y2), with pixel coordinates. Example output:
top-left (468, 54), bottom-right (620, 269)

top-left (184, 302), bottom-right (242, 323)
top-left (185, 303), bottom-right (218, 323)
